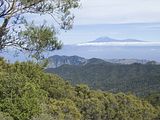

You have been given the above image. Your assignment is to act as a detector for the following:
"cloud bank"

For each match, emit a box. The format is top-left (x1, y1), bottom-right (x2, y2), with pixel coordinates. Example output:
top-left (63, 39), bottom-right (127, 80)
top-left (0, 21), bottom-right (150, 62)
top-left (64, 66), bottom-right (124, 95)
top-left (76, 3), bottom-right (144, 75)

top-left (77, 42), bottom-right (160, 46)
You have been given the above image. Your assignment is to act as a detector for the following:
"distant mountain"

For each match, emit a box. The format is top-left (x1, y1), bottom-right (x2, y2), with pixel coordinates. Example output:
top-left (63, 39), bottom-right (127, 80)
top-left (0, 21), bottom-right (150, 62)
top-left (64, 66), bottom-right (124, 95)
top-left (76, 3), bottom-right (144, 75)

top-left (86, 58), bottom-right (108, 65)
top-left (105, 59), bottom-right (151, 65)
top-left (45, 61), bottom-right (160, 96)
top-left (89, 37), bottom-right (144, 43)
top-left (77, 37), bottom-right (160, 46)
top-left (47, 55), bottom-right (87, 68)
top-left (1, 37), bottom-right (160, 63)
top-left (47, 55), bottom-right (108, 68)
top-left (46, 55), bottom-right (157, 68)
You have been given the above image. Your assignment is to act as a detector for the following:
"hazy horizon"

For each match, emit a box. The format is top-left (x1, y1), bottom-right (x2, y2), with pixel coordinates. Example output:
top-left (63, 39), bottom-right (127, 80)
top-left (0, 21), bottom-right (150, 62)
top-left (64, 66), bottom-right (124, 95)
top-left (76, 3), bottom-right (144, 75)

top-left (1, 0), bottom-right (160, 62)
top-left (59, 23), bottom-right (160, 44)
top-left (23, 0), bottom-right (160, 44)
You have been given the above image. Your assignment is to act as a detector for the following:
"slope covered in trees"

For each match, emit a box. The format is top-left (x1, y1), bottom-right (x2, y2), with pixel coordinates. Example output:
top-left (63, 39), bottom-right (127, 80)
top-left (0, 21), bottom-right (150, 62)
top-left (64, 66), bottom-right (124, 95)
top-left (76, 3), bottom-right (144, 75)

top-left (0, 57), bottom-right (159, 120)
top-left (45, 59), bottom-right (160, 96)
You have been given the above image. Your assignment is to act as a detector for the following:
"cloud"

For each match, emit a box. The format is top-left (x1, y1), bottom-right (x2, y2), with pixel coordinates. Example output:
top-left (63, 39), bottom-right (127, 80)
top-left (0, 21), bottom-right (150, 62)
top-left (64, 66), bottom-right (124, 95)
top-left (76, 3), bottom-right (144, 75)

top-left (74, 0), bottom-right (160, 25)
top-left (77, 42), bottom-right (160, 47)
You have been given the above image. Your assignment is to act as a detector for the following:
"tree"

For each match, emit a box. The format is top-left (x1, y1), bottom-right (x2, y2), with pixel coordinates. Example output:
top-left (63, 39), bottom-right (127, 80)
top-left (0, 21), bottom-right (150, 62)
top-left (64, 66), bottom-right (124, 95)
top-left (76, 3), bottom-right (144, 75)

top-left (0, 0), bottom-right (80, 59)
top-left (48, 99), bottom-right (81, 120)
top-left (0, 72), bottom-right (48, 120)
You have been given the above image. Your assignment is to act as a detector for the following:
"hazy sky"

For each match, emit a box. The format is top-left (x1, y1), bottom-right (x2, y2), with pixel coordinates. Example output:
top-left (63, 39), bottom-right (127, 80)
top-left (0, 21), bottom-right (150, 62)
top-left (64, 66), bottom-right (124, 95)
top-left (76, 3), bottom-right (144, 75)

top-left (11, 0), bottom-right (160, 44)
top-left (57, 0), bottom-right (160, 44)
top-left (1, 0), bottom-right (160, 61)
top-left (73, 0), bottom-right (160, 25)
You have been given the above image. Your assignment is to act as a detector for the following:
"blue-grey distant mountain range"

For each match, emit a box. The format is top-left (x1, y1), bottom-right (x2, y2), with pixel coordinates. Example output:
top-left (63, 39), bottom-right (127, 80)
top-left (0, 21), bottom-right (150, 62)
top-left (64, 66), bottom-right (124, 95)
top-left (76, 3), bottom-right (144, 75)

top-left (52, 37), bottom-right (160, 61)
top-left (89, 37), bottom-right (144, 43)
top-left (77, 36), bottom-right (160, 46)
top-left (1, 37), bottom-right (160, 62)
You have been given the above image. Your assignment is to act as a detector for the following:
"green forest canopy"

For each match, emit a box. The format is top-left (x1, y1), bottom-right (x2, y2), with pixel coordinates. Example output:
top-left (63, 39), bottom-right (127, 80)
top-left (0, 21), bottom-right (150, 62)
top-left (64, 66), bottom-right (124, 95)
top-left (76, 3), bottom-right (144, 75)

top-left (0, 57), bottom-right (160, 120)
top-left (46, 61), bottom-right (160, 96)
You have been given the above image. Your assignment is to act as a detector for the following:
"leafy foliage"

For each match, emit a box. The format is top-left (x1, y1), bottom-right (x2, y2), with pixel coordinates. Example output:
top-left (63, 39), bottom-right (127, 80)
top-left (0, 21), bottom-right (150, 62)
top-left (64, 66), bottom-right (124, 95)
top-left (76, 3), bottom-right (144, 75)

top-left (0, 112), bottom-right (13, 120)
top-left (0, 0), bottom-right (80, 58)
top-left (0, 58), bottom-right (159, 120)
top-left (18, 23), bottom-right (62, 59)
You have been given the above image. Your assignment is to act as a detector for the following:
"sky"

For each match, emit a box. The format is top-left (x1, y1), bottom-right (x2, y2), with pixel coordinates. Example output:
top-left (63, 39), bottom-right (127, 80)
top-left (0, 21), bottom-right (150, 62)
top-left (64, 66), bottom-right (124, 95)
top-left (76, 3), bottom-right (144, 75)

top-left (1, 0), bottom-right (160, 61)
top-left (1, 0), bottom-right (160, 44)
top-left (57, 0), bottom-right (160, 44)
top-left (73, 0), bottom-right (160, 25)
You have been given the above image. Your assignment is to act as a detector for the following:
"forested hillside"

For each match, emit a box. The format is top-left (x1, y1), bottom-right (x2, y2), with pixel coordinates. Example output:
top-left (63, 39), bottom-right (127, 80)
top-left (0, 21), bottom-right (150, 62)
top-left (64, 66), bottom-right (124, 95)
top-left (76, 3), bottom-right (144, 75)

top-left (46, 58), bottom-right (160, 96)
top-left (0, 57), bottom-right (159, 120)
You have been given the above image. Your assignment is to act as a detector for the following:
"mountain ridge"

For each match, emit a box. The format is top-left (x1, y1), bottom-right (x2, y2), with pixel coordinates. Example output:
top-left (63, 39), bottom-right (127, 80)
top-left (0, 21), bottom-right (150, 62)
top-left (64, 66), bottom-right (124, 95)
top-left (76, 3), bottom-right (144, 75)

top-left (89, 36), bottom-right (144, 43)
top-left (47, 55), bottom-right (87, 68)
top-left (46, 55), bottom-right (157, 68)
